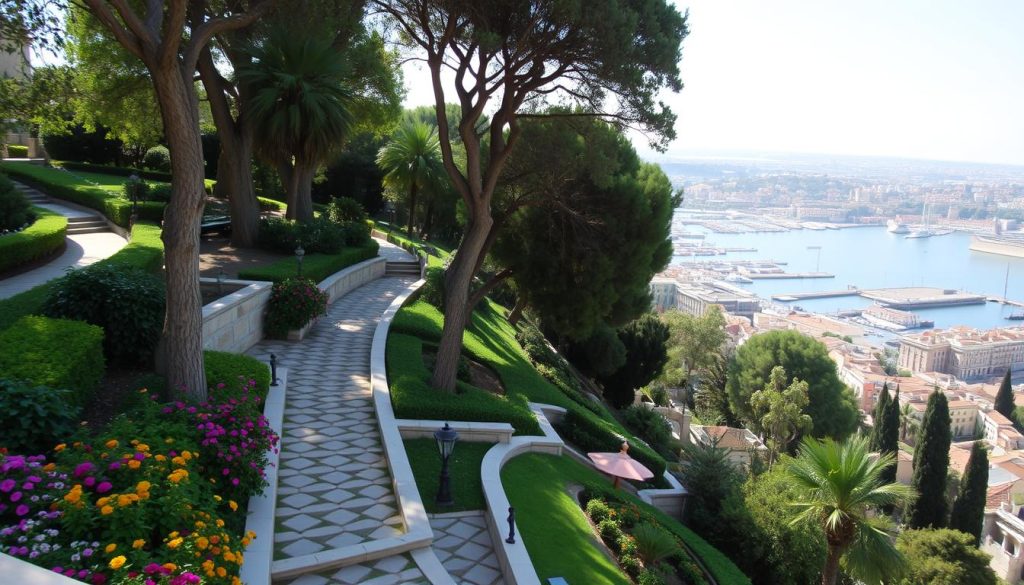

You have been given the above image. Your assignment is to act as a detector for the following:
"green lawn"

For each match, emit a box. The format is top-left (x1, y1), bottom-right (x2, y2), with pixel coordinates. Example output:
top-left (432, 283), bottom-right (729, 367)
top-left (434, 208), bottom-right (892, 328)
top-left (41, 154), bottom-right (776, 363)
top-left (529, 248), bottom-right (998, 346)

top-left (501, 454), bottom-right (630, 585)
top-left (503, 453), bottom-right (750, 585)
top-left (403, 438), bottom-right (492, 514)
top-left (236, 241), bottom-right (379, 283)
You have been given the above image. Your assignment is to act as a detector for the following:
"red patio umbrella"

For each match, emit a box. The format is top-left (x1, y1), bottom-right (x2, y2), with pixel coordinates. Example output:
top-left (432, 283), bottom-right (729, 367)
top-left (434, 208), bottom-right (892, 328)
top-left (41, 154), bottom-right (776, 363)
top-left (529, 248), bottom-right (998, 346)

top-left (587, 442), bottom-right (654, 488)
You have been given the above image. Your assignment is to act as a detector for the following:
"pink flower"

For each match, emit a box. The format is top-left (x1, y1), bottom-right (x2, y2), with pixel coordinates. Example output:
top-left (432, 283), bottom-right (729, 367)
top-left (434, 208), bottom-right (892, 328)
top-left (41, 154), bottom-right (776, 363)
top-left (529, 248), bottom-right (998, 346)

top-left (96, 481), bottom-right (112, 493)
top-left (73, 462), bottom-right (94, 477)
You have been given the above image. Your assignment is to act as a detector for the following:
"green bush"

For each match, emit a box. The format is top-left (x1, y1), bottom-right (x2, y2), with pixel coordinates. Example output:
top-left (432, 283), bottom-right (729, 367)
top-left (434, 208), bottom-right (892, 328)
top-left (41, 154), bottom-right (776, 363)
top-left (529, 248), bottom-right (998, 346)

top-left (387, 333), bottom-right (541, 434)
top-left (622, 405), bottom-right (673, 454)
top-left (58, 160), bottom-right (173, 182)
top-left (238, 241), bottom-right (379, 283)
top-left (0, 173), bottom-right (33, 231)
top-left (598, 518), bottom-right (623, 548)
top-left (143, 145), bottom-right (171, 172)
top-left (264, 278), bottom-right (328, 338)
top-left (0, 379), bottom-right (80, 453)
top-left (0, 315), bottom-right (105, 408)
top-left (6, 145), bottom-right (28, 158)
top-left (121, 175), bottom-right (150, 202)
top-left (41, 263), bottom-right (166, 366)
top-left (326, 196), bottom-right (367, 223)
top-left (637, 568), bottom-right (667, 585)
top-left (258, 216), bottom-right (369, 255)
top-left (148, 183), bottom-right (172, 202)
top-left (620, 555), bottom-right (642, 580)
top-left (585, 498), bottom-right (611, 523)
top-left (204, 350), bottom-right (271, 404)
top-left (420, 266), bottom-right (445, 308)
top-left (0, 208), bottom-right (66, 273)
top-left (556, 409), bottom-right (667, 479)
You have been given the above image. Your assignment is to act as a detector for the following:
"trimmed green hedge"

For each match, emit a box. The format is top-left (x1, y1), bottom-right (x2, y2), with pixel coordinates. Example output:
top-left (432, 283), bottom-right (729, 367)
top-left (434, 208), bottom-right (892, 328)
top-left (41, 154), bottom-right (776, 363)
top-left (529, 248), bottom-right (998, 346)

top-left (204, 350), bottom-right (271, 401)
top-left (6, 145), bottom-right (28, 158)
top-left (58, 160), bottom-right (173, 182)
top-left (556, 408), bottom-right (666, 480)
top-left (0, 315), bottom-right (105, 407)
top-left (0, 222), bottom-right (163, 330)
top-left (0, 208), bottom-right (67, 273)
top-left (237, 241), bottom-right (379, 283)
top-left (388, 333), bottom-right (541, 434)
top-left (0, 161), bottom-right (166, 227)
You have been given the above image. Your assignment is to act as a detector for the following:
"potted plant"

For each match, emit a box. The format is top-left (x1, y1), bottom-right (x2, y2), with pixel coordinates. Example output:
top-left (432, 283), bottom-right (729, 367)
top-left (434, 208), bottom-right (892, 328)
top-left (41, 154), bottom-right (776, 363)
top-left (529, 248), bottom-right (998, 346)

top-left (264, 278), bottom-right (328, 340)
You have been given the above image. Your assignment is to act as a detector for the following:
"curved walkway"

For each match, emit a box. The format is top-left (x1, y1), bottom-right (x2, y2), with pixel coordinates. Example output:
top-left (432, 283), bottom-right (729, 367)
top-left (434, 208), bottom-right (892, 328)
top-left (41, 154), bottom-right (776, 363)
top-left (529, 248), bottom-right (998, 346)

top-left (0, 182), bottom-right (126, 300)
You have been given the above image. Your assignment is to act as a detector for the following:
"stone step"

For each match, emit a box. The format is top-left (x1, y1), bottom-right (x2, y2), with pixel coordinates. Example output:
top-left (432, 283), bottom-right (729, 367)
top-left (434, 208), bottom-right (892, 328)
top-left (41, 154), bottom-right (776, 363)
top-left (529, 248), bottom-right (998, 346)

top-left (66, 225), bottom-right (111, 235)
top-left (67, 216), bottom-right (104, 225)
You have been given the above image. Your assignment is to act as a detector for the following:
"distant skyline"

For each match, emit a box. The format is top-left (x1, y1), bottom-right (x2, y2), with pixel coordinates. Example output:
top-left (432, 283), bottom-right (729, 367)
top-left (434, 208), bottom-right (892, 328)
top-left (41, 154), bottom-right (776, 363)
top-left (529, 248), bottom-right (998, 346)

top-left (401, 1), bottom-right (1024, 167)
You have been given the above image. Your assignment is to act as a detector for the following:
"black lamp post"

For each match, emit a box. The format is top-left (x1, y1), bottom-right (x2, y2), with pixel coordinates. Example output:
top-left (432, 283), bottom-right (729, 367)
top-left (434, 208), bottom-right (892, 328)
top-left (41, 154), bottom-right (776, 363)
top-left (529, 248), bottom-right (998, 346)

top-left (434, 422), bottom-right (459, 507)
top-left (385, 202), bottom-right (396, 234)
top-left (294, 243), bottom-right (305, 278)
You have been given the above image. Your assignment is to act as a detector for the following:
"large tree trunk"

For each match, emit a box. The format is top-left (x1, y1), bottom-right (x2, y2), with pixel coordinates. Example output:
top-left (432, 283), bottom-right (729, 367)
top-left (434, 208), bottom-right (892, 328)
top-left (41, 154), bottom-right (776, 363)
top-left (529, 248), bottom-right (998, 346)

top-left (278, 162), bottom-right (296, 220)
top-left (152, 64), bottom-right (208, 402)
top-left (218, 137), bottom-right (260, 246)
top-left (821, 544), bottom-right (842, 585)
top-left (292, 159), bottom-right (316, 224)
top-left (422, 195), bottom-right (434, 239)
top-left (507, 296), bottom-right (525, 325)
top-left (430, 211), bottom-right (493, 391)
top-left (406, 181), bottom-right (418, 237)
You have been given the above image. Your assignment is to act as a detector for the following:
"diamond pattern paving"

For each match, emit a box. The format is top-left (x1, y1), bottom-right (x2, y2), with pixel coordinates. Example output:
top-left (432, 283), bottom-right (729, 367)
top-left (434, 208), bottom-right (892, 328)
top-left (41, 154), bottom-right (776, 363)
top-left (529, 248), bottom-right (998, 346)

top-left (275, 552), bottom-right (429, 585)
top-left (430, 513), bottom-right (506, 585)
top-left (247, 271), bottom-right (414, 562)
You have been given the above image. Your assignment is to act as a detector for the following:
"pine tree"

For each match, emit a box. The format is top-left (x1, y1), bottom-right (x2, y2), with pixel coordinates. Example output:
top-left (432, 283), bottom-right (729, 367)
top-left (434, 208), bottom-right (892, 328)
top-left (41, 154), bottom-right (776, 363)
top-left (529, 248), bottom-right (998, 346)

top-left (950, 441), bottom-right (990, 544)
top-left (995, 369), bottom-right (1014, 419)
top-left (880, 389), bottom-right (902, 485)
top-left (871, 383), bottom-right (891, 451)
top-left (908, 390), bottom-right (952, 529)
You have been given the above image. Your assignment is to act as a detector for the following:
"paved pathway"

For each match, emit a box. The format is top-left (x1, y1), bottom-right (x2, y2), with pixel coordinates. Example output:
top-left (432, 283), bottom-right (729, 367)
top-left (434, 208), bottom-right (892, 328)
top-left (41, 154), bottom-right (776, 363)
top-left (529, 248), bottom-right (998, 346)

top-left (430, 513), bottom-right (506, 585)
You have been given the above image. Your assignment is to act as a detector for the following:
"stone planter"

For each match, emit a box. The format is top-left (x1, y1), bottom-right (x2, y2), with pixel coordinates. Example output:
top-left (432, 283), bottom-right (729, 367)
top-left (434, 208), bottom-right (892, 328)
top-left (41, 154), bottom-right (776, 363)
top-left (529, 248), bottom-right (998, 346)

top-left (286, 316), bottom-right (319, 341)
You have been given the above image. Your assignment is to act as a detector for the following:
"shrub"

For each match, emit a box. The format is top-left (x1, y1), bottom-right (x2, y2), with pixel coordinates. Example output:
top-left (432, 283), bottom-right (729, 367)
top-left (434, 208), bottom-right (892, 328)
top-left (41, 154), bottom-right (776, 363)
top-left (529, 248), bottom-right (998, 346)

top-left (0, 379), bottom-right (80, 453)
top-left (146, 183), bottom-right (172, 202)
top-left (0, 316), bottom-right (105, 408)
top-left (258, 216), bottom-right (361, 254)
top-left (326, 196), bottom-right (367, 223)
top-left (420, 266), bottom-right (445, 308)
top-left (237, 241), bottom-right (379, 283)
top-left (632, 523), bottom-right (678, 566)
top-left (621, 405), bottom-right (673, 454)
top-left (143, 145), bottom-right (171, 172)
top-left (637, 568), bottom-right (667, 585)
top-left (0, 208), bottom-right (66, 273)
top-left (620, 555), bottom-right (642, 580)
top-left (556, 409), bottom-right (667, 479)
top-left (6, 144), bottom-right (28, 157)
top-left (41, 263), bottom-right (166, 366)
top-left (204, 350), bottom-right (271, 402)
top-left (586, 498), bottom-right (611, 523)
top-left (298, 217), bottom-right (347, 253)
top-left (264, 278), bottom-right (328, 338)
top-left (58, 160), bottom-right (172, 182)
top-left (0, 173), bottom-right (33, 231)
top-left (120, 175), bottom-right (150, 202)
top-left (598, 518), bottom-right (623, 548)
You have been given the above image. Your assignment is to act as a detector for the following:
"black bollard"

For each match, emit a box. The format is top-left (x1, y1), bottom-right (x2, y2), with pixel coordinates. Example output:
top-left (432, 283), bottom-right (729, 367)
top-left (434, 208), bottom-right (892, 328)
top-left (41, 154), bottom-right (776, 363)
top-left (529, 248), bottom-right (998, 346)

top-left (270, 354), bottom-right (278, 386)
top-left (506, 506), bottom-right (516, 544)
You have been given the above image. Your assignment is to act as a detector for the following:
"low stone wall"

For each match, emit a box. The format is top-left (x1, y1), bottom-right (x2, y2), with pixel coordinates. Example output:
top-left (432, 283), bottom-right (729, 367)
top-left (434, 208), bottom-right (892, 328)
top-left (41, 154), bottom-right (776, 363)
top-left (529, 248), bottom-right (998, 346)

top-left (397, 419), bottom-right (514, 444)
top-left (321, 257), bottom-right (386, 304)
top-left (201, 279), bottom-right (273, 354)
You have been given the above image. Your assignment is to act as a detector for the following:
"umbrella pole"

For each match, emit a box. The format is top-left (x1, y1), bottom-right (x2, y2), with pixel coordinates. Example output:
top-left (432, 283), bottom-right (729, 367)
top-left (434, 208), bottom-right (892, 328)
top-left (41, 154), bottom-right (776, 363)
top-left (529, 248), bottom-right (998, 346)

top-left (613, 476), bottom-right (621, 489)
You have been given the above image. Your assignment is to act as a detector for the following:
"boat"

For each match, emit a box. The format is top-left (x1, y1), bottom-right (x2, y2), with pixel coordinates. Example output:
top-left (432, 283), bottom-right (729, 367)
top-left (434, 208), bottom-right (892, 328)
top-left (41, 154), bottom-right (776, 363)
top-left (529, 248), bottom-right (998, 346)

top-left (970, 235), bottom-right (1024, 259)
top-left (887, 218), bottom-right (910, 234)
top-left (1008, 311), bottom-right (1024, 321)
top-left (724, 273), bottom-right (753, 284)
top-left (905, 229), bottom-right (934, 239)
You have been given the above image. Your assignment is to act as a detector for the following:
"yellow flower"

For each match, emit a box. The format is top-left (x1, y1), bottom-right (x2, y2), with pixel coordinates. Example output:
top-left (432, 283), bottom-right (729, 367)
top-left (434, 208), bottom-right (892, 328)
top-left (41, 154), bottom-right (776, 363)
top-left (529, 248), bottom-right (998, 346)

top-left (104, 543), bottom-right (117, 554)
top-left (117, 495), bottom-right (133, 507)
top-left (167, 537), bottom-right (183, 549)
top-left (223, 551), bottom-right (236, 563)
top-left (155, 454), bottom-right (167, 462)
top-left (54, 443), bottom-right (66, 452)
top-left (169, 531), bottom-right (179, 538)
top-left (127, 459), bottom-right (141, 470)
top-left (101, 505), bottom-right (114, 515)
top-left (108, 555), bottom-right (126, 570)
top-left (162, 563), bottom-right (176, 572)
top-left (139, 388), bottom-right (148, 394)
top-left (228, 500), bottom-right (238, 512)
top-left (105, 439), bottom-right (119, 449)
top-left (196, 537), bottom-right (209, 550)
top-left (132, 539), bottom-right (145, 550)
top-left (216, 567), bottom-right (227, 578)
top-left (171, 457), bottom-right (186, 467)
top-left (232, 578), bottom-right (241, 585)
top-left (165, 437), bottom-right (174, 444)
top-left (137, 444), bottom-right (150, 452)
top-left (136, 481), bottom-right (151, 492)
top-left (96, 497), bottom-right (110, 507)
top-left (216, 519), bottom-right (225, 528)
top-left (213, 495), bottom-right (222, 502)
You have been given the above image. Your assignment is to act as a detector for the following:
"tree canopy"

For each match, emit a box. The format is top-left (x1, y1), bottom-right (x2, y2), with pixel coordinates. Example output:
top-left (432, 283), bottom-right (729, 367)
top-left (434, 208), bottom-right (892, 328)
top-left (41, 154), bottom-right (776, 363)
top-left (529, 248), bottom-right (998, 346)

top-left (661, 306), bottom-right (728, 391)
top-left (750, 366), bottom-right (812, 464)
top-left (995, 369), bottom-right (1014, 419)
top-left (895, 528), bottom-right (999, 585)
top-left (949, 441), bottom-right (989, 544)
top-left (908, 390), bottom-right (952, 529)
top-left (727, 330), bottom-right (860, 440)
top-left (599, 314), bottom-right (670, 409)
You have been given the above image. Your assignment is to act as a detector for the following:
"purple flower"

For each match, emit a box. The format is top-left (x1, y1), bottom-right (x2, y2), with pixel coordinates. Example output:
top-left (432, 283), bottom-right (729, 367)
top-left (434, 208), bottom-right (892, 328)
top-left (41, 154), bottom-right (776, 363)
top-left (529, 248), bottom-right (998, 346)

top-left (108, 462), bottom-right (121, 471)
top-left (0, 479), bottom-right (15, 493)
top-left (96, 481), bottom-right (112, 494)
top-left (73, 462), bottom-right (93, 477)
top-left (15, 505), bottom-right (29, 516)
top-left (10, 491), bottom-right (22, 502)
top-left (133, 452), bottom-right (145, 461)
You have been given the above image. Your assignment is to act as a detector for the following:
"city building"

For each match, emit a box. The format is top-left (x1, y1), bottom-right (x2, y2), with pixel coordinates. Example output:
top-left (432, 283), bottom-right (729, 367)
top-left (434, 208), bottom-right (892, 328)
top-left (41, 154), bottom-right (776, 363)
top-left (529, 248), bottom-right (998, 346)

top-left (688, 425), bottom-right (767, 469)
top-left (674, 283), bottom-right (760, 318)
top-left (982, 503), bottom-right (1024, 583)
top-left (898, 326), bottom-right (1024, 380)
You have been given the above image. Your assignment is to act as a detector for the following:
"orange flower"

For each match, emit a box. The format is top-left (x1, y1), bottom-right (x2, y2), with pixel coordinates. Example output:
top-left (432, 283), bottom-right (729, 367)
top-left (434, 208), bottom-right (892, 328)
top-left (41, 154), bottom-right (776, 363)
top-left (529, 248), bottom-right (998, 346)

top-left (108, 556), bottom-right (126, 570)
top-left (196, 537), bottom-right (209, 550)
top-left (96, 497), bottom-right (110, 507)
top-left (132, 539), bottom-right (145, 550)
top-left (117, 495), bottom-right (133, 507)
top-left (155, 454), bottom-right (167, 462)
top-left (228, 500), bottom-right (238, 512)
top-left (54, 444), bottom-right (66, 452)
top-left (167, 537), bottom-right (183, 549)
top-left (101, 505), bottom-right (114, 515)
top-left (171, 457), bottom-right (186, 467)
top-left (127, 459), bottom-right (141, 470)
top-left (104, 543), bottom-right (117, 553)
top-left (43, 463), bottom-right (56, 472)
top-left (105, 439), bottom-right (119, 449)
top-left (162, 563), bottom-right (176, 572)
top-left (216, 567), bottom-right (227, 578)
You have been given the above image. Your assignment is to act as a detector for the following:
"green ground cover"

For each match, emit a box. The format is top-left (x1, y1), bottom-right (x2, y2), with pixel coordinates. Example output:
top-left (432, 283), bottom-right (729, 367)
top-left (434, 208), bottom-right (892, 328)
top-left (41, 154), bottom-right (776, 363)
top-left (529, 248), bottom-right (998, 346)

top-left (0, 221), bottom-right (163, 330)
top-left (0, 207), bottom-right (67, 273)
top-left (403, 438), bottom-right (492, 514)
top-left (503, 453), bottom-right (750, 585)
top-left (236, 241), bottom-right (379, 282)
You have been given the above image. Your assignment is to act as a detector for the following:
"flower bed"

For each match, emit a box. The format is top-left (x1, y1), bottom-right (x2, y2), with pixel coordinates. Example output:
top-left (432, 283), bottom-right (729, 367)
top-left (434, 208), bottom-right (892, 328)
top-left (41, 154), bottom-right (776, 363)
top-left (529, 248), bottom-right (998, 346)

top-left (263, 278), bottom-right (328, 339)
top-left (0, 378), bottom-right (279, 585)
top-left (582, 497), bottom-right (707, 585)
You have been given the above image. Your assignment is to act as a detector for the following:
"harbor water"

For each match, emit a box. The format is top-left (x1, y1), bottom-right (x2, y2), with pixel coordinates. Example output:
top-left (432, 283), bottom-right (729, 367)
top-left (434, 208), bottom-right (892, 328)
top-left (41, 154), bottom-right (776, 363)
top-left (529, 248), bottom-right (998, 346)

top-left (672, 224), bottom-right (1024, 330)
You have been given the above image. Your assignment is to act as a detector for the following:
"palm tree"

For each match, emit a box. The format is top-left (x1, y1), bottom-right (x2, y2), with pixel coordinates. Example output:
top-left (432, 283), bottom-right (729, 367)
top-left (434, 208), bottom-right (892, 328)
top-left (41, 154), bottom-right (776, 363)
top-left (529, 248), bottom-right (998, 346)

top-left (900, 402), bottom-right (916, 442)
top-left (376, 121), bottom-right (445, 237)
top-left (240, 28), bottom-right (354, 223)
top-left (786, 436), bottom-right (913, 585)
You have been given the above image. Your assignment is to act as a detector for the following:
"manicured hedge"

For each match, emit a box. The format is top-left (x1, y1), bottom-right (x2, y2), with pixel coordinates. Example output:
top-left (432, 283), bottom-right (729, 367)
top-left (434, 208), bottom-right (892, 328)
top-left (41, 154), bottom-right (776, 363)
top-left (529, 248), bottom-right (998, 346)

top-left (0, 208), bottom-right (67, 273)
top-left (205, 350), bottom-right (271, 401)
top-left (0, 162), bottom-right (166, 227)
top-left (237, 241), bottom-right (379, 283)
top-left (0, 315), bottom-right (105, 407)
top-left (59, 160), bottom-right (173, 182)
top-left (388, 333), bottom-right (541, 434)
top-left (0, 222), bottom-right (163, 330)
top-left (6, 145), bottom-right (28, 158)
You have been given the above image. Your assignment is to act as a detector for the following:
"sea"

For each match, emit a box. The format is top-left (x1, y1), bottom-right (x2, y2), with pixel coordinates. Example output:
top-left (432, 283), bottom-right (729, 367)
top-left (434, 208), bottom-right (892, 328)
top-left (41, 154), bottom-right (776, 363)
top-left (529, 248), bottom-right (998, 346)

top-left (671, 222), bottom-right (1024, 331)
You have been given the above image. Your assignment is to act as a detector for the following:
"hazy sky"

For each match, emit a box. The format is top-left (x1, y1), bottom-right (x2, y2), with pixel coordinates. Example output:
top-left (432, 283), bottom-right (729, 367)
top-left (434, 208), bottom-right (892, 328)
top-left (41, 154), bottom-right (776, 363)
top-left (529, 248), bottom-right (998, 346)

top-left (402, 1), bottom-right (1024, 166)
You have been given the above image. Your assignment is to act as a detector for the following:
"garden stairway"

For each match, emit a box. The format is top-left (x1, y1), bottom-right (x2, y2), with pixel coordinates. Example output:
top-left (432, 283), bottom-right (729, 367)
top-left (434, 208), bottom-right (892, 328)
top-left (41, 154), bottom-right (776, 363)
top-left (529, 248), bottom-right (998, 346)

top-left (385, 259), bottom-right (422, 277)
top-left (12, 182), bottom-right (112, 235)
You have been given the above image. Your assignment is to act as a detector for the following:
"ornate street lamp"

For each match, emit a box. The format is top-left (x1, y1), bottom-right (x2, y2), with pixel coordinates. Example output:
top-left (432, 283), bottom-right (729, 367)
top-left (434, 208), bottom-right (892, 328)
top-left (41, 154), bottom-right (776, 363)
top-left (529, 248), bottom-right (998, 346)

top-left (434, 422), bottom-right (459, 507)
top-left (294, 243), bottom-right (305, 278)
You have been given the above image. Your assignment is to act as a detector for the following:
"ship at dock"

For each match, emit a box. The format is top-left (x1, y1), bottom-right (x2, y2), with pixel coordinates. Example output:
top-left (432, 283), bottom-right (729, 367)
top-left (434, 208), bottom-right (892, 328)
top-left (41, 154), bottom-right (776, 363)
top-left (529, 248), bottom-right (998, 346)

top-left (971, 235), bottom-right (1024, 259)
top-left (887, 218), bottom-right (910, 234)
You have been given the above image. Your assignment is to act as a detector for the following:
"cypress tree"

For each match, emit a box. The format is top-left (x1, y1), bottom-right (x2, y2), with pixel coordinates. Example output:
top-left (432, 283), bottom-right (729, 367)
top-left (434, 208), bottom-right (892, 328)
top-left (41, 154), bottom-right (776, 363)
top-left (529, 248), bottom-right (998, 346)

top-left (872, 383), bottom-right (891, 451)
top-left (950, 441), bottom-right (989, 544)
top-left (908, 390), bottom-right (952, 529)
top-left (995, 369), bottom-right (1014, 419)
top-left (880, 389), bottom-right (901, 484)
